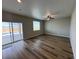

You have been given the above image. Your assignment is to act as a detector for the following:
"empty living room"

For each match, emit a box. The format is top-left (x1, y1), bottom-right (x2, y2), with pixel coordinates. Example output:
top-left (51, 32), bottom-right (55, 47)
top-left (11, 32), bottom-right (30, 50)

top-left (2, 0), bottom-right (76, 59)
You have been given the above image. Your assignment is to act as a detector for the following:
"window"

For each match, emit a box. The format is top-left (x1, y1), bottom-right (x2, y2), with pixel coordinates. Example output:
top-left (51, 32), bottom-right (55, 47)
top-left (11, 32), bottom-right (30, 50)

top-left (33, 21), bottom-right (40, 31)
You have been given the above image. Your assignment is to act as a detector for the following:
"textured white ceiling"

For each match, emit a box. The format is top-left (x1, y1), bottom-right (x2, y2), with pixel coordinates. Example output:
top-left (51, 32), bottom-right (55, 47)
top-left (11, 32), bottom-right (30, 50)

top-left (2, 0), bottom-right (75, 20)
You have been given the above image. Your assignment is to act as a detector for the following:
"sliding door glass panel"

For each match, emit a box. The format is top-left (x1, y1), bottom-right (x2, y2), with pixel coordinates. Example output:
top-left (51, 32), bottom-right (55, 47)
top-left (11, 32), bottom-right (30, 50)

top-left (13, 23), bottom-right (23, 41)
top-left (2, 22), bottom-right (12, 45)
top-left (2, 22), bottom-right (23, 46)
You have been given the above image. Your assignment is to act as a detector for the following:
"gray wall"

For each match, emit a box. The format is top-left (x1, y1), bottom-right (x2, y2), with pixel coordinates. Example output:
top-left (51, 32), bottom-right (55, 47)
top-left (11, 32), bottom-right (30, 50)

top-left (44, 18), bottom-right (70, 38)
top-left (2, 11), bottom-right (44, 40)
top-left (70, 8), bottom-right (76, 59)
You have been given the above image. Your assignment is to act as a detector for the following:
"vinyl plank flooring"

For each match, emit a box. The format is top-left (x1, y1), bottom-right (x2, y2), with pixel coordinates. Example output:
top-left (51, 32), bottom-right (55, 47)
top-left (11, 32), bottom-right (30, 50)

top-left (2, 35), bottom-right (73, 59)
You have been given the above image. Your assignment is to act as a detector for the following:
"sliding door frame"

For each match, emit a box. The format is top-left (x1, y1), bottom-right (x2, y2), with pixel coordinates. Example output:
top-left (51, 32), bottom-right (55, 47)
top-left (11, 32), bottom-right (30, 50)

top-left (2, 21), bottom-right (23, 46)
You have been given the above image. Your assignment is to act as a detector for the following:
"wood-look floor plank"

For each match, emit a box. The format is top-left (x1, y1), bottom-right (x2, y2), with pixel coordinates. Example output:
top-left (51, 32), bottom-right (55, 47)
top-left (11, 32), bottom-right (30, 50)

top-left (42, 39), bottom-right (72, 53)
top-left (25, 40), bottom-right (57, 59)
top-left (41, 44), bottom-right (68, 59)
top-left (23, 41), bottom-right (47, 59)
top-left (2, 35), bottom-right (73, 59)
top-left (41, 40), bottom-right (73, 57)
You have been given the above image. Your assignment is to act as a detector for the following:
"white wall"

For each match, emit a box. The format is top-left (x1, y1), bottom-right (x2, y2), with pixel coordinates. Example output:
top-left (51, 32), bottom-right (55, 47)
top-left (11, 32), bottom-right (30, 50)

top-left (70, 8), bottom-right (76, 59)
top-left (45, 18), bottom-right (70, 38)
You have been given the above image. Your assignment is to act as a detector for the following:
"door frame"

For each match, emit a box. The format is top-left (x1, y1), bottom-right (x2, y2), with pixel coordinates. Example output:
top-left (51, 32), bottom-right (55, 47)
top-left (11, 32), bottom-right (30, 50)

top-left (2, 21), bottom-right (23, 47)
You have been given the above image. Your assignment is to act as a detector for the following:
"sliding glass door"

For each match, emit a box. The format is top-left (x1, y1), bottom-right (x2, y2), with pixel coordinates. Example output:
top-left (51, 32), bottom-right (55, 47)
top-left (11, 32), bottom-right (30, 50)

top-left (2, 22), bottom-right (23, 45)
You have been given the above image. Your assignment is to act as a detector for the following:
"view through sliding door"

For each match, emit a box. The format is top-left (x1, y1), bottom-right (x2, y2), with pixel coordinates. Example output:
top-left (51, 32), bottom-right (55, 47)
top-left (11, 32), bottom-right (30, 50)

top-left (2, 22), bottom-right (13, 45)
top-left (13, 23), bottom-right (23, 41)
top-left (2, 22), bottom-right (23, 45)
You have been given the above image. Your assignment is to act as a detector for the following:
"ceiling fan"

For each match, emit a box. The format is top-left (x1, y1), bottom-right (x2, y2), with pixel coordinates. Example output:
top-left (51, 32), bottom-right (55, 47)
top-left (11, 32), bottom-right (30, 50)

top-left (43, 10), bottom-right (57, 20)
top-left (44, 15), bottom-right (55, 20)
